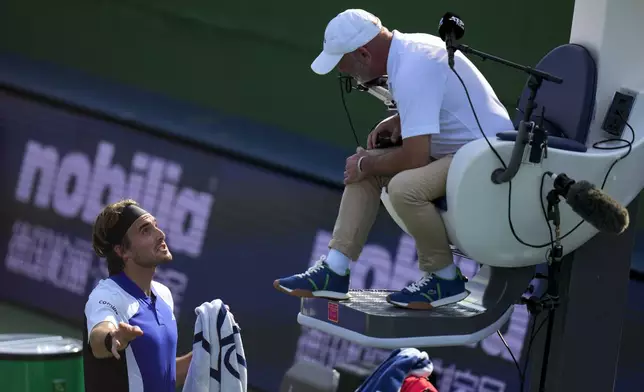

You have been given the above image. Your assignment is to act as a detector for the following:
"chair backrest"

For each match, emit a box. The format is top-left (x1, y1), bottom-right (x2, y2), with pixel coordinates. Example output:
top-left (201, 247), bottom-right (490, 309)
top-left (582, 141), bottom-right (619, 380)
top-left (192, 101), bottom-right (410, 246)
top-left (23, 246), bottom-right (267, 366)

top-left (512, 44), bottom-right (598, 145)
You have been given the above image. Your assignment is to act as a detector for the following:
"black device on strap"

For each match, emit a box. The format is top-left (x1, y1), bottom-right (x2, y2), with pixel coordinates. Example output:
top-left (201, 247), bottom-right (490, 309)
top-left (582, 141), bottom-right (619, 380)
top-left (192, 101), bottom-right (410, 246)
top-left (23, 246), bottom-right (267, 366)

top-left (106, 204), bottom-right (149, 246)
top-left (374, 130), bottom-right (403, 149)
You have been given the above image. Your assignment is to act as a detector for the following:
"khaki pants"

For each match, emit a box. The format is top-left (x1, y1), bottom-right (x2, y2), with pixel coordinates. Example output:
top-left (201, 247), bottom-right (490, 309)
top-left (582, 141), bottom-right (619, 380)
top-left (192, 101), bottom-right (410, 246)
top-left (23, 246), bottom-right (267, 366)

top-left (328, 149), bottom-right (454, 273)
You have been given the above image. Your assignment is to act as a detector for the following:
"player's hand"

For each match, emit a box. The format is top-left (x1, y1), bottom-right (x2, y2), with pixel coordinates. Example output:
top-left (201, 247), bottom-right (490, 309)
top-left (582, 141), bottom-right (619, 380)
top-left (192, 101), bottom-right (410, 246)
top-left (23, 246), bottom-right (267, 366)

top-left (344, 147), bottom-right (369, 185)
top-left (111, 322), bottom-right (143, 359)
top-left (367, 114), bottom-right (401, 149)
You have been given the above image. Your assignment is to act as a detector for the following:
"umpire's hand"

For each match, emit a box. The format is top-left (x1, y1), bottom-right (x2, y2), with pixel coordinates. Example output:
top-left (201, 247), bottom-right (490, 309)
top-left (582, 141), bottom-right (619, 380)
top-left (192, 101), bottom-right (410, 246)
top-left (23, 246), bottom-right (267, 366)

top-left (110, 322), bottom-right (144, 359)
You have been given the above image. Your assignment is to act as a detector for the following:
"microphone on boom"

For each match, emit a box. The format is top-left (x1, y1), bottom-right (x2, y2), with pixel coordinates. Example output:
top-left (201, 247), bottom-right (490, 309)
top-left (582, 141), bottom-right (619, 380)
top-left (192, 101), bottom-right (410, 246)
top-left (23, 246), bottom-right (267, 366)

top-left (551, 173), bottom-right (630, 235)
top-left (438, 12), bottom-right (465, 69)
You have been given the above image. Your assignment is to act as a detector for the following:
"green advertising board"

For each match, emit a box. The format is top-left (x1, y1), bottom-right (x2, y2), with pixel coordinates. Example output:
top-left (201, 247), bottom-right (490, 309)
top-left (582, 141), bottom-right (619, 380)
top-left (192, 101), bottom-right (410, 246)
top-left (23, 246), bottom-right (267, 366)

top-left (0, 0), bottom-right (575, 149)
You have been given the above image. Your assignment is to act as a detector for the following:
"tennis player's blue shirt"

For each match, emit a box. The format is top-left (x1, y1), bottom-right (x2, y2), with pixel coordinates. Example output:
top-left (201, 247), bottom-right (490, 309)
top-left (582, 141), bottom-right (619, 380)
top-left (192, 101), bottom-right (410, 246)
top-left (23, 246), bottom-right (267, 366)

top-left (82, 272), bottom-right (178, 392)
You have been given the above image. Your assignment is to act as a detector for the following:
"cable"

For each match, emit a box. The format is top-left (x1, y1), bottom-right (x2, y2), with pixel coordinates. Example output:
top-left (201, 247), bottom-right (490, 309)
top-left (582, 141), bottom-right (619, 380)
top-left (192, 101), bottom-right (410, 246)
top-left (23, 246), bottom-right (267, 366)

top-left (496, 119), bottom-right (634, 392)
top-left (450, 69), bottom-right (508, 169)
top-left (496, 330), bottom-right (524, 388)
top-left (338, 74), bottom-right (362, 147)
top-left (339, 60), bottom-right (637, 390)
top-left (338, 49), bottom-right (635, 251)
top-left (518, 115), bottom-right (635, 389)
top-left (528, 112), bottom-right (635, 245)
top-left (497, 300), bottom-right (551, 392)
top-left (451, 66), bottom-right (635, 250)
top-left (496, 287), bottom-right (555, 392)
top-left (520, 315), bottom-right (538, 392)
top-left (333, 41), bottom-right (638, 392)
top-left (338, 74), bottom-right (403, 150)
top-left (451, 65), bottom-right (637, 391)
top-left (450, 66), bottom-right (552, 248)
top-left (497, 281), bottom-right (556, 392)
top-left (518, 304), bottom-right (551, 392)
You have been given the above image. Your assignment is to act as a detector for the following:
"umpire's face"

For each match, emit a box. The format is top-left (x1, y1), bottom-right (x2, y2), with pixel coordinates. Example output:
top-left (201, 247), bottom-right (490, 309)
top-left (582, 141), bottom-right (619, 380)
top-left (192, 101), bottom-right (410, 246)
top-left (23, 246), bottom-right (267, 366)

top-left (338, 46), bottom-right (379, 84)
top-left (122, 213), bottom-right (173, 268)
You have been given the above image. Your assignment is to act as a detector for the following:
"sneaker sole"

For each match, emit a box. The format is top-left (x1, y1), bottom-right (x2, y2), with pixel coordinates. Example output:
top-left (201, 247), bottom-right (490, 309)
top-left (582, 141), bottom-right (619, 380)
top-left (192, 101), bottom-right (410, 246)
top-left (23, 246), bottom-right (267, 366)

top-left (273, 280), bottom-right (350, 300)
top-left (386, 290), bottom-right (470, 310)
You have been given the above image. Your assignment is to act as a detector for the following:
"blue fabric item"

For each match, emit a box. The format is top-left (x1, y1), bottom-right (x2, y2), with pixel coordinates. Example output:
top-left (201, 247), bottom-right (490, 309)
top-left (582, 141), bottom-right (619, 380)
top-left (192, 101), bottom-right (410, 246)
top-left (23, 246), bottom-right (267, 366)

top-left (356, 348), bottom-right (434, 392)
top-left (182, 299), bottom-right (247, 392)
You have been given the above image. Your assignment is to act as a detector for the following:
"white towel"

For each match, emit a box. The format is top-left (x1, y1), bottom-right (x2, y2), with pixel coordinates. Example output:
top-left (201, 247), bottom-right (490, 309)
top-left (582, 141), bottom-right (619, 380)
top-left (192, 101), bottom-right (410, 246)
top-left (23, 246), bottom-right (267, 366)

top-left (182, 299), bottom-right (247, 392)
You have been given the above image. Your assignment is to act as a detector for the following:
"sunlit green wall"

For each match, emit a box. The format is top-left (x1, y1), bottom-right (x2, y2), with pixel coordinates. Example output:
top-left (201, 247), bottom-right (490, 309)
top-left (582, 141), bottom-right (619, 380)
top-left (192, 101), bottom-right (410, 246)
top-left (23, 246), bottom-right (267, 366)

top-left (0, 0), bottom-right (575, 149)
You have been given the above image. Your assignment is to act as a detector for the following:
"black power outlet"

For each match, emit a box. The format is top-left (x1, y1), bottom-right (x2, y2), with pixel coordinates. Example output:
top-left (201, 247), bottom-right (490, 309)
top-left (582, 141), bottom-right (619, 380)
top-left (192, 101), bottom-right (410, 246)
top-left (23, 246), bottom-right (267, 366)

top-left (601, 90), bottom-right (636, 137)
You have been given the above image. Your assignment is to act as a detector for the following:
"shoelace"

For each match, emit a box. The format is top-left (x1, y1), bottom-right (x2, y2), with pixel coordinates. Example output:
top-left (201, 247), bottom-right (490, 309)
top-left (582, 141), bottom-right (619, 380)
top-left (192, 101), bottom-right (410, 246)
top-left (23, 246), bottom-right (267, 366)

top-left (404, 274), bottom-right (434, 293)
top-left (295, 255), bottom-right (327, 278)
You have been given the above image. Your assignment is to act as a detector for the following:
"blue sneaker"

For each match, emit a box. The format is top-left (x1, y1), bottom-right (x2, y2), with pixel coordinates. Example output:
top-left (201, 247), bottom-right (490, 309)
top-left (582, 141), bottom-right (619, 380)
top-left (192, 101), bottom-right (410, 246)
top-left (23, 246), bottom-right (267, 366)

top-left (273, 256), bottom-right (351, 300)
top-left (386, 268), bottom-right (469, 310)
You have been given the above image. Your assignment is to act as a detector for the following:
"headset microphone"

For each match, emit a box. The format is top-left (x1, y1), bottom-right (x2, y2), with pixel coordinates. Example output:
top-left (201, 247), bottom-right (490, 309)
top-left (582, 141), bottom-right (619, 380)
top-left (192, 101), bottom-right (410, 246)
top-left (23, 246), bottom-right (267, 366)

top-left (438, 12), bottom-right (465, 69)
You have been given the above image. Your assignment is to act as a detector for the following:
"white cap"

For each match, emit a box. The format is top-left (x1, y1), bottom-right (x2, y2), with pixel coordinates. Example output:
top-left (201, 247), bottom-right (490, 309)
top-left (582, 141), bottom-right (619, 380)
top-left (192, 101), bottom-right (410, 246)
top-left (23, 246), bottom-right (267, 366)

top-left (311, 9), bottom-right (383, 75)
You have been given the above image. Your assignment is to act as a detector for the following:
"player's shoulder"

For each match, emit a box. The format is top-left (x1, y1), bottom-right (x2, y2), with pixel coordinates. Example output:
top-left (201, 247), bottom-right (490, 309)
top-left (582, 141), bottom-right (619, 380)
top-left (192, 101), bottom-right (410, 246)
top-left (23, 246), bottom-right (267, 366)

top-left (87, 278), bottom-right (121, 299)
top-left (85, 278), bottom-right (132, 312)
top-left (151, 280), bottom-right (174, 309)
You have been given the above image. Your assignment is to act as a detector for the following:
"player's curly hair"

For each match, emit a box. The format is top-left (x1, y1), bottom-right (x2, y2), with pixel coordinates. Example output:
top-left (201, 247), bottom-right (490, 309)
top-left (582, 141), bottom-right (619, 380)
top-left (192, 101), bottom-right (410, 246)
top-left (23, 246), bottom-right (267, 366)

top-left (92, 199), bottom-right (138, 276)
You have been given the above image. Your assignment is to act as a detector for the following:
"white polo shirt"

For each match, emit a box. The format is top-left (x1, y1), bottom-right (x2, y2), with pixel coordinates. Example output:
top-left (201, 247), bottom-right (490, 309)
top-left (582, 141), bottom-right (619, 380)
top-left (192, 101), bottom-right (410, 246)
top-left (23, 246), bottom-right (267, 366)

top-left (82, 272), bottom-right (178, 392)
top-left (386, 30), bottom-right (514, 158)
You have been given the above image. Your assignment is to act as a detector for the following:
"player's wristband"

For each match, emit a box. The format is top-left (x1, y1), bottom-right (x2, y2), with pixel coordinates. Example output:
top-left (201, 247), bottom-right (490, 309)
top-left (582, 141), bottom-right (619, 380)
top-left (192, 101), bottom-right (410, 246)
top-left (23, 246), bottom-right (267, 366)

top-left (104, 331), bottom-right (113, 353)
